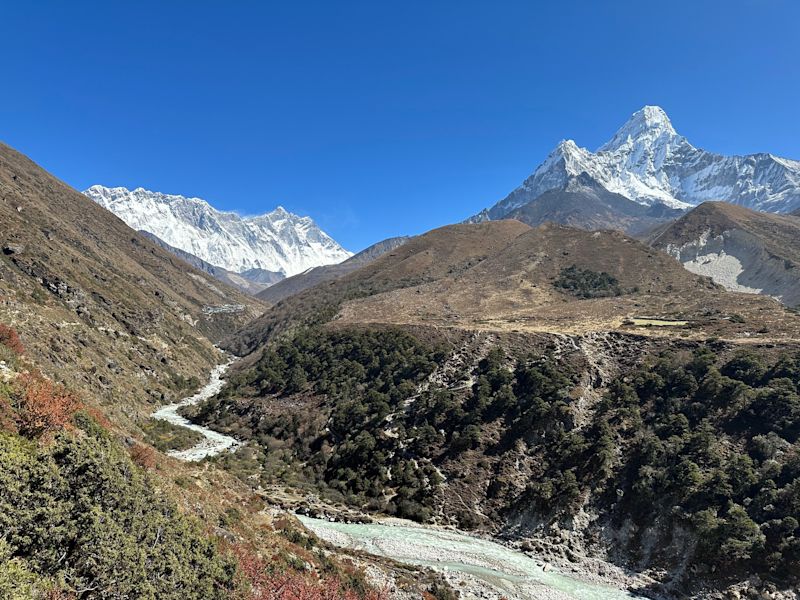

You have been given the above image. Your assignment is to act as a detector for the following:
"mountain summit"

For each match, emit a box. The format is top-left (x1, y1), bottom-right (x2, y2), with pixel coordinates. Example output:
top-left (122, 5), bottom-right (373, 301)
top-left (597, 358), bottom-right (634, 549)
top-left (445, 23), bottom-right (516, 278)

top-left (85, 185), bottom-right (352, 277)
top-left (599, 105), bottom-right (677, 151)
top-left (477, 105), bottom-right (800, 224)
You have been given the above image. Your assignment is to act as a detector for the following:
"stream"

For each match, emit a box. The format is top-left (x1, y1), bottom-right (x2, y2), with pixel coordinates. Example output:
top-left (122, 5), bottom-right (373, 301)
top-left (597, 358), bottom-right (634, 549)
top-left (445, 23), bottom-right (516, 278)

top-left (298, 516), bottom-right (646, 600)
top-left (151, 361), bottom-right (241, 461)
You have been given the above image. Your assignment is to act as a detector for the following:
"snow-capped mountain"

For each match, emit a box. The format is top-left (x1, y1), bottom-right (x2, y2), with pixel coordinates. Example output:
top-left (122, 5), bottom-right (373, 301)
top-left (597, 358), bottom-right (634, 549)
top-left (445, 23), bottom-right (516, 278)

top-left (477, 106), bottom-right (800, 222)
top-left (85, 185), bottom-right (352, 277)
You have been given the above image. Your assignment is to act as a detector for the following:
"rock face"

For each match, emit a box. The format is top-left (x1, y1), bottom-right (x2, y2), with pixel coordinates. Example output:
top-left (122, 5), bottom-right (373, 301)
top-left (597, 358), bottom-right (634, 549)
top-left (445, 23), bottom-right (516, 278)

top-left (502, 173), bottom-right (683, 235)
top-left (138, 230), bottom-right (281, 295)
top-left (475, 106), bottom-right (800, 227)
top-left (85, 185), bottom-right (352, 277)
top-left (649, 202), bottom-right (800, 307)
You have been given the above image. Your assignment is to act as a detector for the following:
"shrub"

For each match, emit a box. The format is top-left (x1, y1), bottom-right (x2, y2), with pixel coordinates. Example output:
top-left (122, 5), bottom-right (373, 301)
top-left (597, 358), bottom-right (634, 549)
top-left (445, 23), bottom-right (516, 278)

top-left (12, 372), bottom-right (80, 440)
top-left (129, 443), bottom-right (157, 469)
top-left (554, 265), bottom-right (623, 298)
top-left (0, 423), bottom-right (237, 599)
top-left (231, 544), bottom-right (388, 600)
top-left (0, 325), bottom-right (24, 355)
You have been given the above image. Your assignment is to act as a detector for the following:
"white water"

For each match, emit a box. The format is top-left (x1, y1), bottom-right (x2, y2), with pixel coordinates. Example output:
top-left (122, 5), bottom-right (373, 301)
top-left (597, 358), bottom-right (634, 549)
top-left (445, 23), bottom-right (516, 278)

top-left (151, 361), bottom-right (241, 461)
top-left (298, 516), bottom-right (645, 600)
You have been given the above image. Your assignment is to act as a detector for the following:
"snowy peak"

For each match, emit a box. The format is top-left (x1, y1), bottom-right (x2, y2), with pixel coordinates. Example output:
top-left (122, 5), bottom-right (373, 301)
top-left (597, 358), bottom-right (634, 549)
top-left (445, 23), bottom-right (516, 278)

top-left (85, 185), bottom-right (352, 276)
top-left (478, 105), bottom-right (800, 221)
top-left (600, 105), bottom-right (677, 152)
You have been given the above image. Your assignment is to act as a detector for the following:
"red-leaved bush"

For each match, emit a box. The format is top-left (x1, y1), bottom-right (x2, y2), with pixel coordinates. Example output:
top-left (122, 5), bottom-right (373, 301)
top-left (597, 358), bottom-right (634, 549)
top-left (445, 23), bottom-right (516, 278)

top-left (129, 443), bottom-right (157, 469)
top-left (84, 406), bottom-right (113, 430)
top-left (0, 324), bottom-right (24, 355)
top-left (12, 371), bottom-right (81, 439)
top-left (232, 544), bottom-right (388, 600)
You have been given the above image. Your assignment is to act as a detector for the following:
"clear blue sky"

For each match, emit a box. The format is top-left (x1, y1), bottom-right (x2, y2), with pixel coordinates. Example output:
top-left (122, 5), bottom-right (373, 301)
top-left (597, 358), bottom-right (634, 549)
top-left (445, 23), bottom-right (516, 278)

top-left (3, 1), bottom-right (799, 251)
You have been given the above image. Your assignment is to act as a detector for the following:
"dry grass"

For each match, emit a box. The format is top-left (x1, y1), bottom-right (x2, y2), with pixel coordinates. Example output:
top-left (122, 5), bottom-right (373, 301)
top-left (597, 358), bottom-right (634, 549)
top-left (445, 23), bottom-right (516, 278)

top-left (334, 223), bottom-right (800, 343)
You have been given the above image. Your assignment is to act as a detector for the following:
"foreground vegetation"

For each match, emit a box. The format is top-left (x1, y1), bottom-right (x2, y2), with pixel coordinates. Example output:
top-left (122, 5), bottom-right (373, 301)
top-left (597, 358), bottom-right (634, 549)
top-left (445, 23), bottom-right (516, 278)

top-left (0, 326), bottom-right (393, 599)
top-left (200, 325), bottom-right (800, 590)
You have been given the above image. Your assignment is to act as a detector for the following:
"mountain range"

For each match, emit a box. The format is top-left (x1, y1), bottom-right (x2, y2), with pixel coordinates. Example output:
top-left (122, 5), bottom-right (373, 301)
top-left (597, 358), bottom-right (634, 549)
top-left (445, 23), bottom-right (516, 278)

top-left (137, 230), bottom-right (283, 295)
top-left (84, 185), bottom-right (352, 278)
top-left (474, 105), bottom-right (800, 230)
top-left (4, 118), bottom-right (800, 599)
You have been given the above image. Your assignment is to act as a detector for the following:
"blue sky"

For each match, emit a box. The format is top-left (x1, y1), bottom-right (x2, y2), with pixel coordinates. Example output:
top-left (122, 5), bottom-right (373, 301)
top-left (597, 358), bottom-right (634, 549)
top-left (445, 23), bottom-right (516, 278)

top-left (3, 1), bottom-right (799, 251)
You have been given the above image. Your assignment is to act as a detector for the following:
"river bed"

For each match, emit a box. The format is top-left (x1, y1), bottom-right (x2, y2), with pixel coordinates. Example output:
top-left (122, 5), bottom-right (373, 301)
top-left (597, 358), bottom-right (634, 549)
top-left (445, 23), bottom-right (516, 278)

top-left (298, 516), bottom-right (645, 600)
top-left (151, 361), bottom-right (241, 461)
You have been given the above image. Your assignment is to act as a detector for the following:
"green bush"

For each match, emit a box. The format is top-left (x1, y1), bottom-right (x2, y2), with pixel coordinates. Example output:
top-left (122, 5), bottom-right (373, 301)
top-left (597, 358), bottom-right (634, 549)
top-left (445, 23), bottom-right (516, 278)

top-left (554, 265), bottom-right (623, 298)
top-left (142, 417), bottom-right (204, 452)
top-left (0, 415), bottom-right (237, 599)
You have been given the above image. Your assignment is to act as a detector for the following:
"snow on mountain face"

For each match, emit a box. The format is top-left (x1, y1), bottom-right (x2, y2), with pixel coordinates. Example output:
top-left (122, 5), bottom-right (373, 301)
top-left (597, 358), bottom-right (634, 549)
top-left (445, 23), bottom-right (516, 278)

top-left (85, 186), bottom-right (352, 276)
top-left (482, 105), bottom-right (800, 220)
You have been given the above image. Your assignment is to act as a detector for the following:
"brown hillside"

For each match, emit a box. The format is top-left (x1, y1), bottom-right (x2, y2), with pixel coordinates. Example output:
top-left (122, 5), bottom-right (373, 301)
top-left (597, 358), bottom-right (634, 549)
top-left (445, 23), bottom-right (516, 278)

top-left (0, 142), bottom-right (264, 427)
top-left (649, 201), bottom-right (799, 246)
top-left (649, 201), bottom-right (800, 306)
top-left (337, 223), bottom-right (800, 341)
top-left (228, 220), bottom-right (532, 354)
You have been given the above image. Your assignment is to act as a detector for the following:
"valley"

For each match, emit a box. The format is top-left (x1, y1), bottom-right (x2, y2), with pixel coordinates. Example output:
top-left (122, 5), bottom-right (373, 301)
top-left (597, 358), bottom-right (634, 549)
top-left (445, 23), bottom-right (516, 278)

top-left (3, 107), bottom-right (800, 600)
top-left (6, 3), bottom-right (800, 598)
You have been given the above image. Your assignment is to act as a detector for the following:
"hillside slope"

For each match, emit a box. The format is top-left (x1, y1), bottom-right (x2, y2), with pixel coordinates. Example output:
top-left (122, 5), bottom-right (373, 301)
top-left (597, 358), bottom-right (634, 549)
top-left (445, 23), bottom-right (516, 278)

top-left (228, 220), bottom-right (532, 354)
top-left (649, 202), bottom-right (800, 307)
top-left (0, 142), bottom-right (263, 426)
top-left (337, 223), bottom-right (800, 341)
top-left (257, 236), bottom-right (410, 304)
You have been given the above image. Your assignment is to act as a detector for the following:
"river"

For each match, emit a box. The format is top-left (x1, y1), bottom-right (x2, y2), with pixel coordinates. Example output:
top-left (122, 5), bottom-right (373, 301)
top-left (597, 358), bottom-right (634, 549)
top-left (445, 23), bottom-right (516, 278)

top-left (151, 365), bottom-right (644, 599)
top-left (151, 361), bottom-right (241, 461)
top-left (298, 516), bottom-right (646, 600)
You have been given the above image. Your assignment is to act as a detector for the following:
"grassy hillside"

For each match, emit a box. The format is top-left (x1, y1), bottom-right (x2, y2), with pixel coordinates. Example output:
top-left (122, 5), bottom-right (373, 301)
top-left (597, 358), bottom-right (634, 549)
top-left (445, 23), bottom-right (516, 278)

top-left (337, 223), bottom-right (800, 341)
top-left (228, 220), bottom-right (531, 355)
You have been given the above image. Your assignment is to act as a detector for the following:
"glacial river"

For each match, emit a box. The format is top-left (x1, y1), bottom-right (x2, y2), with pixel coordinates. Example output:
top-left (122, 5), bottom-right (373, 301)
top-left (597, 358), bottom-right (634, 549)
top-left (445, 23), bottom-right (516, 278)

top-left (151, 361), bottom-right (241, 461)
top-left (152, 365), bottom-right (644, 599)
top-left (299, 516), bottom-right (646, 600)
